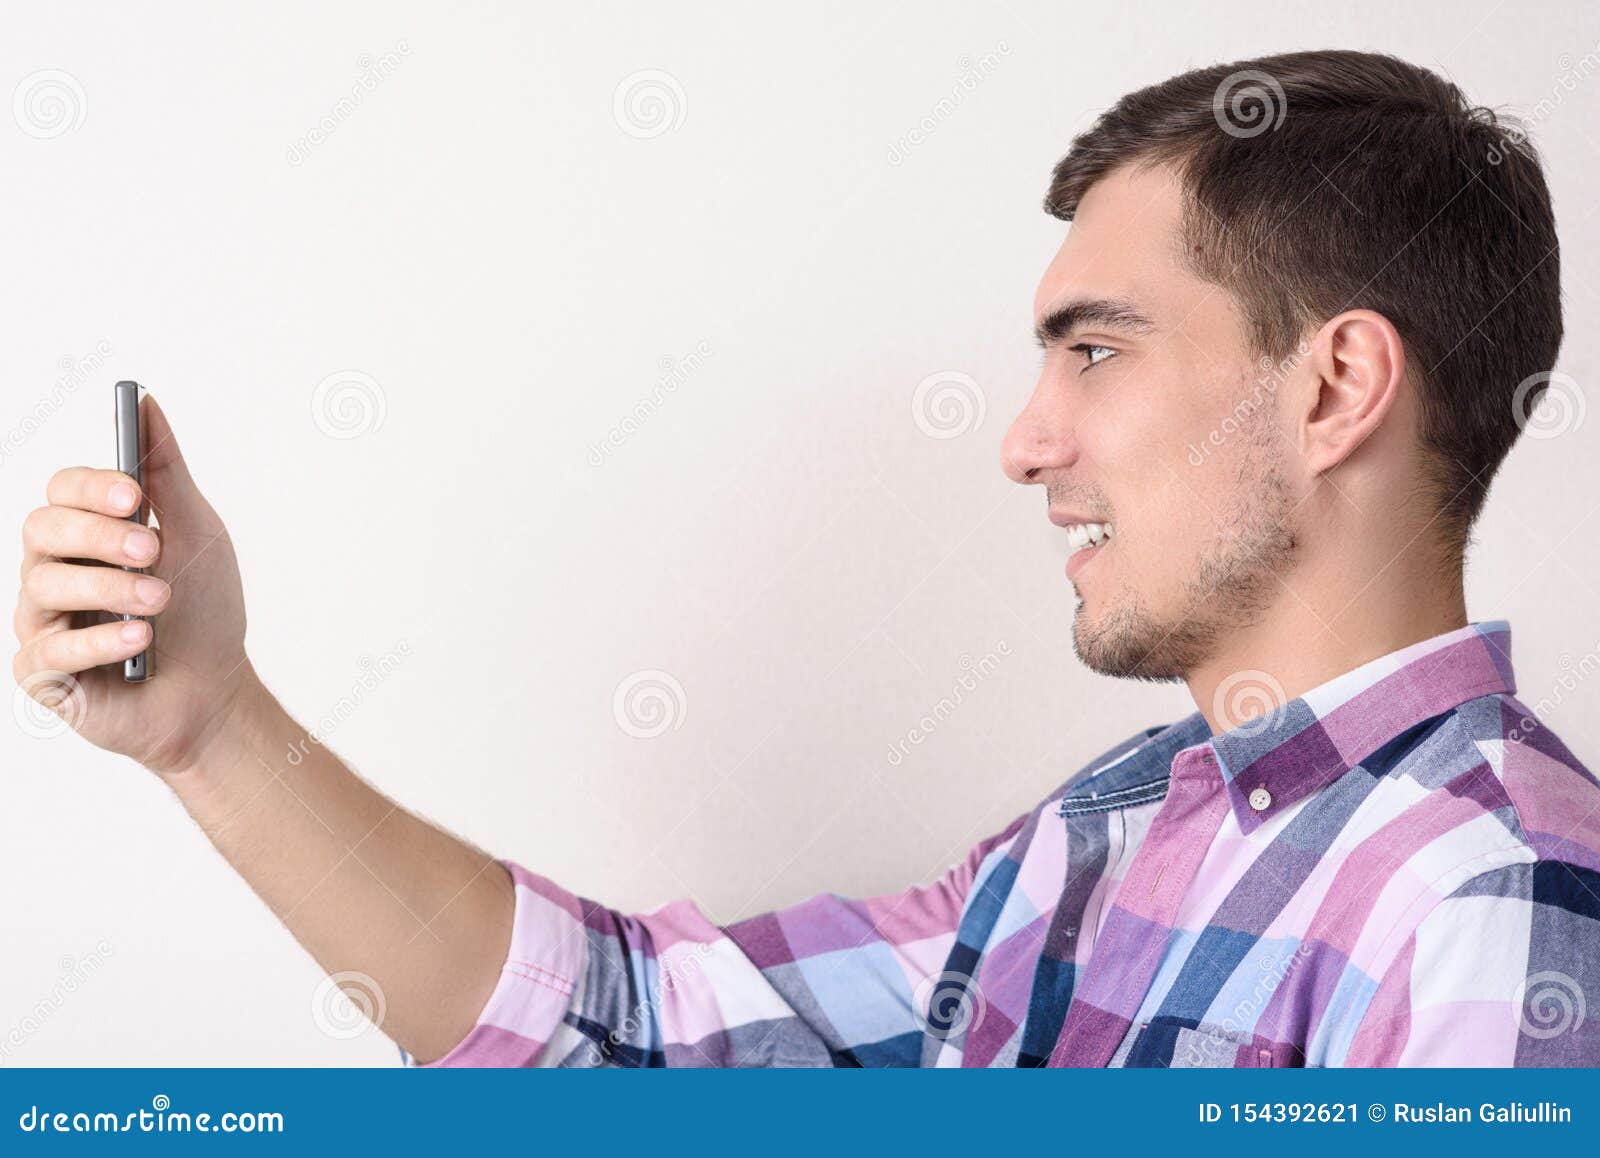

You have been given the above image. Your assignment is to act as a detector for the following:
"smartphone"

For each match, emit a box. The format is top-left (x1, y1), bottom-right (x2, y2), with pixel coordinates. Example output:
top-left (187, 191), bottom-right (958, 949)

top-left (114, 381), bottom-right (153, 682)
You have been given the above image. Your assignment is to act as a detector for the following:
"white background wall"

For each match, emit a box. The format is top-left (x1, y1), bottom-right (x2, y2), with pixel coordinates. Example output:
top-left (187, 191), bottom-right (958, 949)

top-left (2, 0), bottom-right (1597, 1065)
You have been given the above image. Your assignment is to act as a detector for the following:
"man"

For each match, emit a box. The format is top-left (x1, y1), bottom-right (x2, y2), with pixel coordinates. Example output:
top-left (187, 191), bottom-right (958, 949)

top-left (13, 49), bottom-right (1599, 1067)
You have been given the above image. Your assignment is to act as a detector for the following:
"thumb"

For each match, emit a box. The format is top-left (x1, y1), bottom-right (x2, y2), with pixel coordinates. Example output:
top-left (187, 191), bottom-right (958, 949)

top-left (137, 394), bottom-right (220, 533)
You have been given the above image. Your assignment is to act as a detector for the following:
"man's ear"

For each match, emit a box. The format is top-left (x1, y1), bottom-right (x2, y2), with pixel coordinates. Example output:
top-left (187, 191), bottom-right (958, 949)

top-left (1298, 309), bottom-right (1407, 475)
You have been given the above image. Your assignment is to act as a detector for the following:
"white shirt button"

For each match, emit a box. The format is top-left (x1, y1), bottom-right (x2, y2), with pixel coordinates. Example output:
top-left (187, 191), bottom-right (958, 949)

top-left (1248, 787), bottom-right (1273, 811)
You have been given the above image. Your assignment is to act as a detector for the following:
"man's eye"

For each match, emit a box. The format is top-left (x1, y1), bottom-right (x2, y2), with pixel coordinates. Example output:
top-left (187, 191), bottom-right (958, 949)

top-left (1069, 343), bottom-right (1116, 372)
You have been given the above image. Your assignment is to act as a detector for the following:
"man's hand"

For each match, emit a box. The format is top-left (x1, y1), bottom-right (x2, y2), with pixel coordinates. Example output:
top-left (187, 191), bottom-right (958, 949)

top-left (10, 393), bottom-right (512, 1063)
top-left (13, 394), bottom-right (260, 773)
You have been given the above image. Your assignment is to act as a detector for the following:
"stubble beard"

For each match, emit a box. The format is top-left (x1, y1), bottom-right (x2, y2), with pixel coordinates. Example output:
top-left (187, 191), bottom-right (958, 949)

top-left (1071, 434), bottom-right (1299, 683)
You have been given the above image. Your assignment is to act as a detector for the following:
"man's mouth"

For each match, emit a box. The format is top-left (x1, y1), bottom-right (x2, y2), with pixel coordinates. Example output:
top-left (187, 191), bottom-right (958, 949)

top-left (1050, 514), bottom-right (1113, 580)
top-left (1060, 521), bottom-right (1112, 551)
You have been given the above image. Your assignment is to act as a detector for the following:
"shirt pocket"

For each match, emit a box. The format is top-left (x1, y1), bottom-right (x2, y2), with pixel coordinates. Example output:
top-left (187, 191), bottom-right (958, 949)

top-left (1164, 1023), bottom-right (1300, 1068)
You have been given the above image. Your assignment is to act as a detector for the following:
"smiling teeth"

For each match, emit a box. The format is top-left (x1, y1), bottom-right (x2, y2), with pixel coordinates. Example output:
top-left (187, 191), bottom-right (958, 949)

top-left (1065, 522), bottom-right (1112, 551)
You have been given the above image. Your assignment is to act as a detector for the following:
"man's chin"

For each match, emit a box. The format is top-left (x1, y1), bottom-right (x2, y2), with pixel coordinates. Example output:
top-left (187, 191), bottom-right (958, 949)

top-left (1071, 601), bottom-right (1190, 683)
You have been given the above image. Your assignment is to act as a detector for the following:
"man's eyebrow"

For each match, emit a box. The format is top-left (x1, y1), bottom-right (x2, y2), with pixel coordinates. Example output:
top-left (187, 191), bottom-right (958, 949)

top-left (1033, 297), bottom-right (1156, 347)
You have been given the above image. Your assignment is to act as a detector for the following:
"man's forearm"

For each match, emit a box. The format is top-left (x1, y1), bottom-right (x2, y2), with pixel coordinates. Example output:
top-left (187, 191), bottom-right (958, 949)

top-left (166, 673), bottom-right (513, 1063)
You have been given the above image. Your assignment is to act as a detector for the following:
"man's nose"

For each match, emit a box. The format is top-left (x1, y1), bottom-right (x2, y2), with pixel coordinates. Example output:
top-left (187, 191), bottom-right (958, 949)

top-left (1001, 402), bottom-right (1077, 484)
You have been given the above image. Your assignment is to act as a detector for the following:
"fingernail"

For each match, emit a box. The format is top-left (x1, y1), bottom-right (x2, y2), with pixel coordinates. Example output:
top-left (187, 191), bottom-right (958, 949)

top-left (135, 577), bottom-right (166, 605)
top-left (125, 530), bottom-right (157, 560)
top-left (120, 620), bottom-right (148, 643)
top-left (109, 482), bottom-right (138, 512)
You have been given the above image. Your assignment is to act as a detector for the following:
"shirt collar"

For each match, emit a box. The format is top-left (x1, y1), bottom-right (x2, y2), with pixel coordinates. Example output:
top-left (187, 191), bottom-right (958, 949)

top-left (1206, 620), bottom-right (1516, 833)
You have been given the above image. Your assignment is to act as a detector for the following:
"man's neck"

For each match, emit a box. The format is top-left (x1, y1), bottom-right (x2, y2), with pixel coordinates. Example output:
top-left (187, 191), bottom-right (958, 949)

top-left (1186, 554), bottom-right (1468, 735)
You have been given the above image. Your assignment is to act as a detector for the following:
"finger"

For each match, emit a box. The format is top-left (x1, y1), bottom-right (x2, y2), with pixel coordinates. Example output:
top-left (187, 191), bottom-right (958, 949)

top-left (45, 466), bottom-right (144, 519)
top-left (21, 505), bottom-right (160, 571)
top-left (139, 395), bottom-right (215, 530)
top-left (13, 617), bottom-right (150, 682)
top-left (22, 560), bottom-right (170, 618)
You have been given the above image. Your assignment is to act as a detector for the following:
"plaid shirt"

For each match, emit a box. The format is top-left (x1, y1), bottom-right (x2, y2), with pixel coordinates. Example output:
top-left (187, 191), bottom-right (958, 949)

top-left (427, 621), bottom-right (1600, 1067)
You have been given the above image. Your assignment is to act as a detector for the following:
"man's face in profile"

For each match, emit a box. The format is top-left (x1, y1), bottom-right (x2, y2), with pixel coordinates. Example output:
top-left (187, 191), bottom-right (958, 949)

top-left (1002, 163), bottom-right (1301, 683)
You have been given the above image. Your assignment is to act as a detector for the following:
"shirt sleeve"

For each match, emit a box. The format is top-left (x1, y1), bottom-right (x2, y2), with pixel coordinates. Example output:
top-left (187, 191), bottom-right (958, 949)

top-left (421, 817), bottom-right (1028, 1067)
top-left (1345, 859), bottom-right (1600, 1065)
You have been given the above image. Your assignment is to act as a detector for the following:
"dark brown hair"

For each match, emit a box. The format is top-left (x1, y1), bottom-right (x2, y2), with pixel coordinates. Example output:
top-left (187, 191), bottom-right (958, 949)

top-left (1045, 49), bottom-right (1563, 552)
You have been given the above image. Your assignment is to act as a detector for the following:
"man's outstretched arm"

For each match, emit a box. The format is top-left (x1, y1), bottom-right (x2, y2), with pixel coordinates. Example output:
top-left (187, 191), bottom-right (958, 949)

top-left (11, 393), bottom-right (511, 1063)
top-left (170, 681), bottom-right (514, 1063)
top-left (11, 391), bottom-right (1026, 1068)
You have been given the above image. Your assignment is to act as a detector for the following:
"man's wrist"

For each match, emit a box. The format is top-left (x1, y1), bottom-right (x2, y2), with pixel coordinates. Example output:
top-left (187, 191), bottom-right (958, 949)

top-left (166, 664), bottom-right (283, 789)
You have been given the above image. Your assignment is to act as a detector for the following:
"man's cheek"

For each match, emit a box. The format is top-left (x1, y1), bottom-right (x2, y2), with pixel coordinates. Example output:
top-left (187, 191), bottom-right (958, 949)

top-left (1124, 454), bottom-right (1188, 534)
